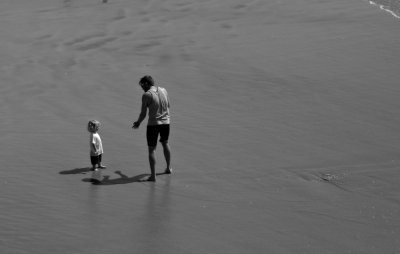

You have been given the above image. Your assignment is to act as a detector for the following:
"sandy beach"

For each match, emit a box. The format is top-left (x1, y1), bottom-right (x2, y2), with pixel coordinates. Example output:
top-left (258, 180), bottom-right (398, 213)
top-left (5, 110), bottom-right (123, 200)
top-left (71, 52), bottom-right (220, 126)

top-left (1, 0), bottom-right (400, 253)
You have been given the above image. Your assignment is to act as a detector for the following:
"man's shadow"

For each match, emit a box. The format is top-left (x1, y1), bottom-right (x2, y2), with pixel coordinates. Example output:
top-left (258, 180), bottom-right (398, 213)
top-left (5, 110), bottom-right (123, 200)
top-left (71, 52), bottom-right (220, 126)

top-left (82, 171), bottom-right (153, 185)
top-left (60, 167), bottom-right (170, 185)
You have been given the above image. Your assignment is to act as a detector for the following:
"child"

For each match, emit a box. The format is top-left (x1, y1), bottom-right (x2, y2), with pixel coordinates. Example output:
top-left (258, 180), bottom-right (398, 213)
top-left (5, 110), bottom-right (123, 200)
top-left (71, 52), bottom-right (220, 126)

top-left (87, 120), bottom-right (106, 171)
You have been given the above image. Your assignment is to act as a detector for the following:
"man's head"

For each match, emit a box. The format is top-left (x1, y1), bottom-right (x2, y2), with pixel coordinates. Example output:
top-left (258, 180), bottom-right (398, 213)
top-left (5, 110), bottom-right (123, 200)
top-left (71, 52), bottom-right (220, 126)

top-left (139, 75), bottom-right (154, 92)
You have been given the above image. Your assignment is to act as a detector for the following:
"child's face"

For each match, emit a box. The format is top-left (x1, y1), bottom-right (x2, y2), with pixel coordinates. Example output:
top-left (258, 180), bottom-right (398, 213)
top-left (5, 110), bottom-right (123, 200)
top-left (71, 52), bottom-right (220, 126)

top-left (88, 124), bottom-right (96, 133)
top-left (88, 121), bottom-right (100, 133)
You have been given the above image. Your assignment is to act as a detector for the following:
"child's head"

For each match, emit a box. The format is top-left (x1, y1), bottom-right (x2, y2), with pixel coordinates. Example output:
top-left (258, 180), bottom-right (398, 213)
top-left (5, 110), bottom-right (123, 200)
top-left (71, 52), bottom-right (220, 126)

top-left (88, 120), bottom-right (100, 133)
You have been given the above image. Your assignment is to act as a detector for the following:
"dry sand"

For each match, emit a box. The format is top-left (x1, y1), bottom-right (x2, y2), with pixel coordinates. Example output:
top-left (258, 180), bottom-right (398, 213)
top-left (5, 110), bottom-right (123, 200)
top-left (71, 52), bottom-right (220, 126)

top-left (1, 0), bottom-right (400, 253)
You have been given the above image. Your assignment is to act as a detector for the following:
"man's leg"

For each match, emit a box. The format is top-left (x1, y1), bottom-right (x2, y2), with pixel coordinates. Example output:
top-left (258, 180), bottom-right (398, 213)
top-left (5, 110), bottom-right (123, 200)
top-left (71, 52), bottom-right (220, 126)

top-left (148, 146), bottom-right (157, 181)
top-left (159, 125), bottom-right (172, 174)
top-left (161, 141), bottom-right (172, 174)
top-left (146, 125), bottom-right (158, 181)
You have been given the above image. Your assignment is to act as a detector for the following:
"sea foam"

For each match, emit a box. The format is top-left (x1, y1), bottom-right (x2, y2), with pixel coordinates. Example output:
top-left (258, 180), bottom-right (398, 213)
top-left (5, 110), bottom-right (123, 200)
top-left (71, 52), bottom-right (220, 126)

top-left (369, 0), bottom-right (400, 18)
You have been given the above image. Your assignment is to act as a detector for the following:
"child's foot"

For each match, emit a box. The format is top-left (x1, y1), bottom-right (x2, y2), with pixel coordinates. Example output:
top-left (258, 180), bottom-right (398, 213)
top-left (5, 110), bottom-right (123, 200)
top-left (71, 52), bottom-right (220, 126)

top-left (98, 164), bottom-right (107, 169)
top-left (164, 168), bottom-right (172, 174)
top-left (90, 166), bottom-right (97, 171)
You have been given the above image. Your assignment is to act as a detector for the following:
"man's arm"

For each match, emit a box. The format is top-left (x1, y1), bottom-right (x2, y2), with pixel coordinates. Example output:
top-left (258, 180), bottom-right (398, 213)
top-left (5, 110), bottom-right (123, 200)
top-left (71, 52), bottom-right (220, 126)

top-left (167, 91), bottom-right (170, 108)
top-left (132, 94), bottom-right (148, 129)
top-left (163, 88), bottom-right (170, 108)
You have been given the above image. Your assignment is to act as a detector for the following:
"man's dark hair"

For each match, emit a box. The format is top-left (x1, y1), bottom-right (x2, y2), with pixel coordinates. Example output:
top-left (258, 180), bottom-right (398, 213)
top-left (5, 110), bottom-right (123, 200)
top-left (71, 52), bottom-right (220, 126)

top-left (139, 75), bottom-right (154, 87)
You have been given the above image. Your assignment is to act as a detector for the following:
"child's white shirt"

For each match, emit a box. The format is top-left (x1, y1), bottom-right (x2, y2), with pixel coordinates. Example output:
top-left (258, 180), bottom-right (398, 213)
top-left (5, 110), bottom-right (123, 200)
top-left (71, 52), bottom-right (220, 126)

top-left (90, 132), bottom-right (103, 156)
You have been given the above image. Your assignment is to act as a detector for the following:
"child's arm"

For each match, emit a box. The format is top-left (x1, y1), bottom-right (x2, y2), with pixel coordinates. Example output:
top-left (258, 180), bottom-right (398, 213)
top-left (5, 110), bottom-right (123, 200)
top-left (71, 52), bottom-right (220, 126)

top-left (91, 143), bottom-right (97, 153)
top-left (91, 137), bottom-right (98, 154)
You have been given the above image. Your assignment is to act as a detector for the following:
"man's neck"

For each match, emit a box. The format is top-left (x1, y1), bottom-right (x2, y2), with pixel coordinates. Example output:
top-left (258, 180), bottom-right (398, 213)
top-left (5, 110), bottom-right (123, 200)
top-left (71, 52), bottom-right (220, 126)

top-left (145, 85), bottom-right (155, 92)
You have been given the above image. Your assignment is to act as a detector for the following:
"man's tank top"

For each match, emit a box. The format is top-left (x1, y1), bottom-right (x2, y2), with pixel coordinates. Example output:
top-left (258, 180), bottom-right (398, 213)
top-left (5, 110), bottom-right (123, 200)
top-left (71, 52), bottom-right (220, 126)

top-left (146, 86), bottom-right (170, 126)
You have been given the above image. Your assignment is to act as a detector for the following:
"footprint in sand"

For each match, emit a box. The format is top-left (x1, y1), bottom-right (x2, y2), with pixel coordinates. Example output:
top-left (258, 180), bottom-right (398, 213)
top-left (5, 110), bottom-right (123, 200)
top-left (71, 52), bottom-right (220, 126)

top-left (111, 8), bottom-right (129, 22)
top-left (64, 33), bottom-right (106, 47)
top-left (218, 22), bottom-right (238, 38)
top-left (74, 37), bottom-right (117, 51)
top-left (63, 33), bottom-right (117, 51)
top-left (134, 41), bottom-right (162, 51)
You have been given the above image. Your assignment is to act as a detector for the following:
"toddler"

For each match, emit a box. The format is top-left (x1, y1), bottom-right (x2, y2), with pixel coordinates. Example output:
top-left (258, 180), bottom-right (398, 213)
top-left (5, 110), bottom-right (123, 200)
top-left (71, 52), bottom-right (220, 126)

top-left (87, 120), bottom-right (106, 171)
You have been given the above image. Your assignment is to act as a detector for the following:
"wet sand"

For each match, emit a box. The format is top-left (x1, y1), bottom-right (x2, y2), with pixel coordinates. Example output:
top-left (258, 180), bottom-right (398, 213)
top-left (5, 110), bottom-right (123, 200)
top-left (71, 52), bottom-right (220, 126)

top-left (1, 0), bottom-right (400, 253)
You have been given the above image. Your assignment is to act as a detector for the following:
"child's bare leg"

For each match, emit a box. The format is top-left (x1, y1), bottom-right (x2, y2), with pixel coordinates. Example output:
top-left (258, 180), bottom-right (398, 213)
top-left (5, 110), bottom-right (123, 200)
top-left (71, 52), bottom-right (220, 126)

top-left (98, 154), bottom-right (106, 168)
top-left (90, 156), bottom-right (97, 171)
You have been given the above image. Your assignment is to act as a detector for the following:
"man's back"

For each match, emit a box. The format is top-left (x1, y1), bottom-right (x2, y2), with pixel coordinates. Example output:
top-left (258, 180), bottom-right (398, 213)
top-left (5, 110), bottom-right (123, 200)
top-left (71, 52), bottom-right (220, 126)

top-left (144, 86), bottom-right (170, 126)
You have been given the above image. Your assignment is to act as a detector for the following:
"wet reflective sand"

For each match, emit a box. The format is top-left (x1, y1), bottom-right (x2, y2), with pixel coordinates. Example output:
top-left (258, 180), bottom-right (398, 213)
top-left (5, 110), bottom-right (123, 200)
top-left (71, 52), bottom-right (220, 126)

top-left (1, 0), bottom-right (400, 253)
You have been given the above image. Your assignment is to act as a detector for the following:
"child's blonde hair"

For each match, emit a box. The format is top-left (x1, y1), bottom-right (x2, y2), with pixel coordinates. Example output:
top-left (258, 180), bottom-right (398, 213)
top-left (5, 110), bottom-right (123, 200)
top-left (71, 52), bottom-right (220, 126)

top-left (88, 120), bottom-right (100, 133)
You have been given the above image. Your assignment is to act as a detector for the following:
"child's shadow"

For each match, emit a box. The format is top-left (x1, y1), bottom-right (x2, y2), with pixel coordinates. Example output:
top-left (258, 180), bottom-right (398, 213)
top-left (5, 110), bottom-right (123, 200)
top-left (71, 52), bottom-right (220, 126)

top-left (59, 167), bottom-right (92, 175)
top-left (82, 171), bottom-right (149, 185)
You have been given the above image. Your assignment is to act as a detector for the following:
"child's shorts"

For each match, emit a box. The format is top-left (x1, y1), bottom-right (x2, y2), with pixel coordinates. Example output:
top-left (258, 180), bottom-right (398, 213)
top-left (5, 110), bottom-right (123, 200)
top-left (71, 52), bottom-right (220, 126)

top-left (90, 154), bottom-right (102, 165)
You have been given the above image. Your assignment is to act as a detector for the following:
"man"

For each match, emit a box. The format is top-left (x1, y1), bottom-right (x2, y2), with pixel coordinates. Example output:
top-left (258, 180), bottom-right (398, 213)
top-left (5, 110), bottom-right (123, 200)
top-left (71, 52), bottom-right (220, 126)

top-left (132, 75), bottom-right (172, 182)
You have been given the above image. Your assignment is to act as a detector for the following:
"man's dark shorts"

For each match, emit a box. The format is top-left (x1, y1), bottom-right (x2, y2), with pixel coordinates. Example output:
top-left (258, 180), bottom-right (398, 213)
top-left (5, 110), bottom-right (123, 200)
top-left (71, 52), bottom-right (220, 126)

top-left (146, 124), bottom-right (170, 147)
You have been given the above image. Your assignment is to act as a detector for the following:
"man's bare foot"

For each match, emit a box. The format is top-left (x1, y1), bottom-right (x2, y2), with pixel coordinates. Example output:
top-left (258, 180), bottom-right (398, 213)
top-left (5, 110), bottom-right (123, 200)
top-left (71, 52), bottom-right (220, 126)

top-left (164, 168), bottom-right (172, 174)
top-left (143, 176), bottom-right (156, 182)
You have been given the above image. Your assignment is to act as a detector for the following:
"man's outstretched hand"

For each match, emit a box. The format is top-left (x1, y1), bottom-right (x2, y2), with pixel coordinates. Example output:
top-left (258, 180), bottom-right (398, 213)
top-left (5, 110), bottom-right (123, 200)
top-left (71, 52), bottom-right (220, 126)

top-left (132, 122), bottom-right (140, 129)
